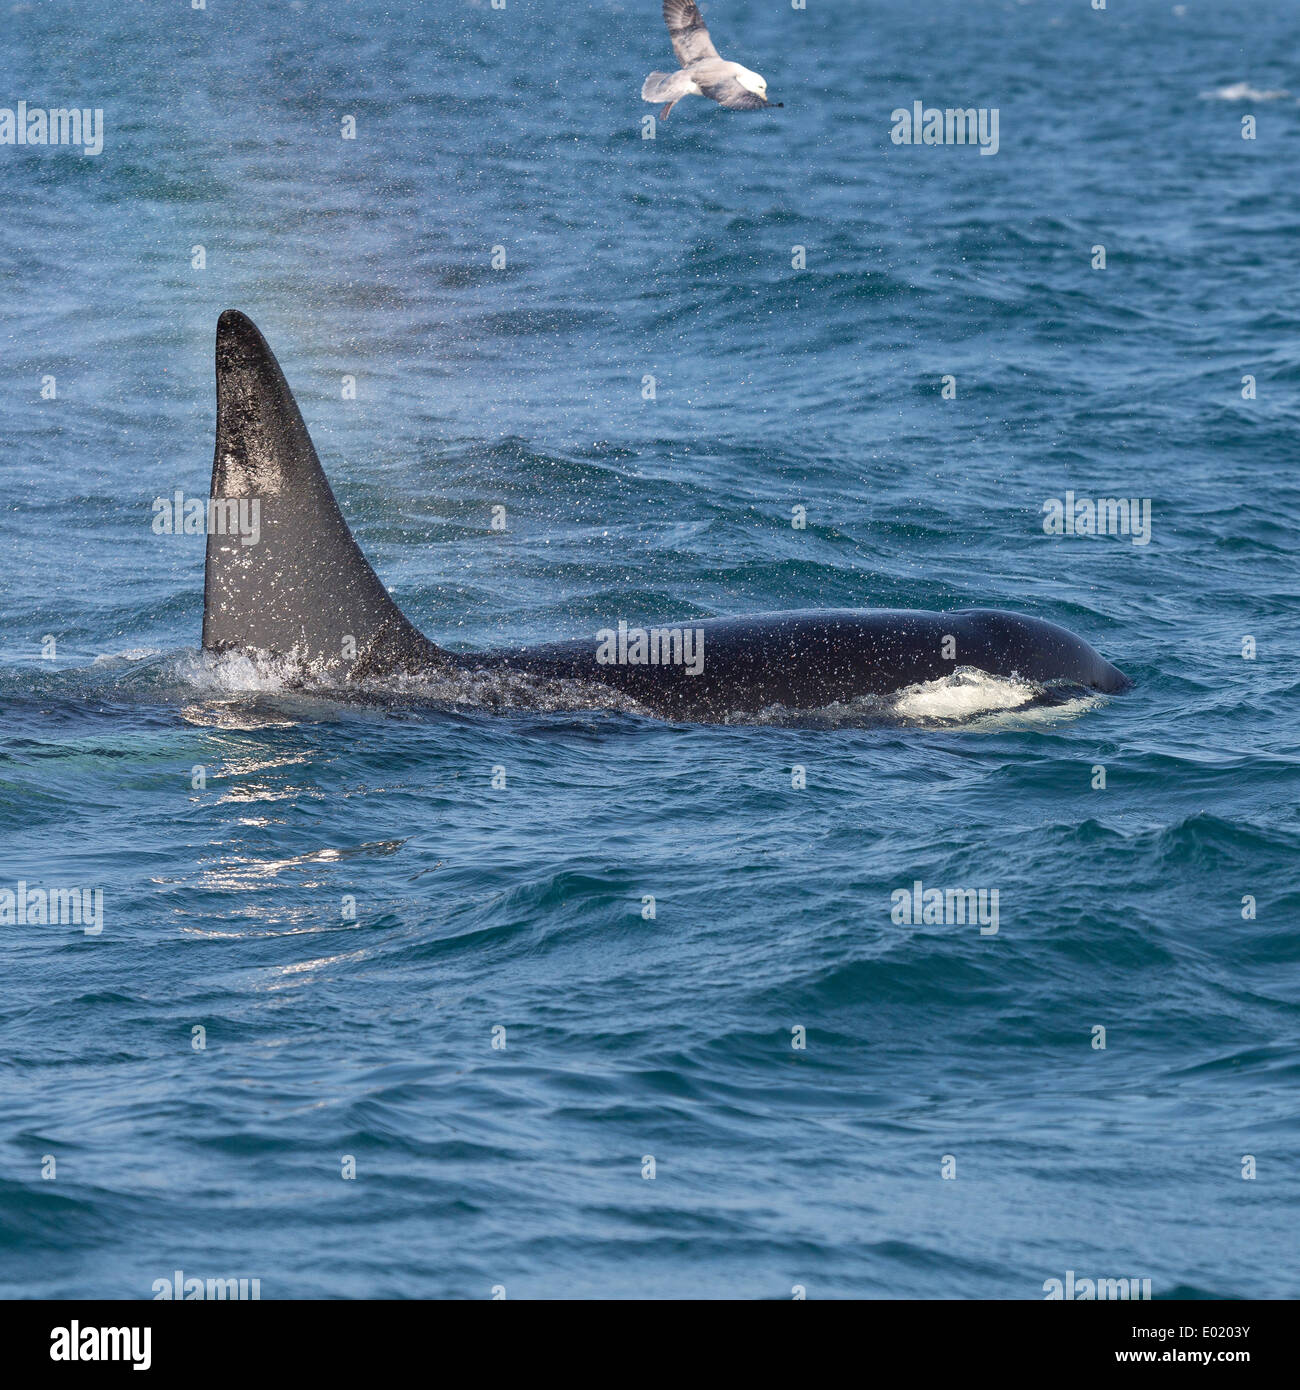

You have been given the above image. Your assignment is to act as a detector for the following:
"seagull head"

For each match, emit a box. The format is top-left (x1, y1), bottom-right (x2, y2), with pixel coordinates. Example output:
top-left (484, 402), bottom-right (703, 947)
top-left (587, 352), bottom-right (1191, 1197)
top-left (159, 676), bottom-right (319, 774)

top-left (734, 66), bottom-right (770, 101)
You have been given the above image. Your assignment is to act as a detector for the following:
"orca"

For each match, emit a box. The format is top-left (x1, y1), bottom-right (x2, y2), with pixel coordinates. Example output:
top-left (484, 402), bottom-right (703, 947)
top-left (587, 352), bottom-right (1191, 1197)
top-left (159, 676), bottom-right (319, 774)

top-left (202, 311), bottom-right (1130, 721)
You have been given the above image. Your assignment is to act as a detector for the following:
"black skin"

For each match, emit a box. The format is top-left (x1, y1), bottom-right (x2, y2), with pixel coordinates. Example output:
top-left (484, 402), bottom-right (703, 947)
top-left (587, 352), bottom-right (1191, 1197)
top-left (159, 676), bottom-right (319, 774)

top-left (443, 608), bottom-right (1131, 720)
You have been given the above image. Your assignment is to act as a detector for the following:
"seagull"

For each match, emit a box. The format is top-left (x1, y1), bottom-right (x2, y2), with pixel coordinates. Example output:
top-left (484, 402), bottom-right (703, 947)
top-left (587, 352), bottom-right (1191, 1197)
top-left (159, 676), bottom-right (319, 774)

top-left (641, 0), bottom-right (782, 119)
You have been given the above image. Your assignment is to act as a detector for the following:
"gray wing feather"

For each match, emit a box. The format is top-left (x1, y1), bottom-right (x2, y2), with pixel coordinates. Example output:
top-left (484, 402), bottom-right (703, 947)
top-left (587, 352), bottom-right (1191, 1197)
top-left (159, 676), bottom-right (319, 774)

top-left (663, 0), bottom-right (720, 66)
top-left (698, 76), bottom-right (768, 110)
top-left (642, 70), bottom-right (697, 103)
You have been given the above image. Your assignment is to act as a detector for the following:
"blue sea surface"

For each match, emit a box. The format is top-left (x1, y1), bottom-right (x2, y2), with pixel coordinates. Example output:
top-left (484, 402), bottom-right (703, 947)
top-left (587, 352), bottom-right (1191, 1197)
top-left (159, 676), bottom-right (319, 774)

top-left (2, 0), bottom-right (1298, 1298)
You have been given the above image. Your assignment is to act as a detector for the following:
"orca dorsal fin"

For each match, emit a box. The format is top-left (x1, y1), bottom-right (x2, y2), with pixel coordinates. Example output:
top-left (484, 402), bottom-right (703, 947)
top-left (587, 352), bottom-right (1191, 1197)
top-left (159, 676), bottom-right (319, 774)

top-left (201, 311), bottom-right (440, 678)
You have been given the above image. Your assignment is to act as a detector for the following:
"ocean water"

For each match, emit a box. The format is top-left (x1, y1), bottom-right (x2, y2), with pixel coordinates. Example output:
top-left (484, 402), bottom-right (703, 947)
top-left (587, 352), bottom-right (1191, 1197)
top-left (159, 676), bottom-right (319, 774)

top-left (2, 0), bottom-right (1299, 1299)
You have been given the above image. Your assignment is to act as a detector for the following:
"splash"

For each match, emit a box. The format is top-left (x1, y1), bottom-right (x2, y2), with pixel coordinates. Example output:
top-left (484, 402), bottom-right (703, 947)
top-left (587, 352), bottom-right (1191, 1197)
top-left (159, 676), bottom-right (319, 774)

top-left (91, 647), bottom-right (164, 665)
top-left (892, 667), bottom-right (1041, 721)
top-left (174, 644), bottom-right (655, 725)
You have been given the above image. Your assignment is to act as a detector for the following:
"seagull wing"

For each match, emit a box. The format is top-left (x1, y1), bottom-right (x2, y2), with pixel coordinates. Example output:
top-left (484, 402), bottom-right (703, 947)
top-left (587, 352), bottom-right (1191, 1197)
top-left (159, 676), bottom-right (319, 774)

top-left (697, 74), bottom-right (769, 110)
top-left (663, 0), bottom-right (720, 67)
top-left (642, 70), bottom-right (698, 103)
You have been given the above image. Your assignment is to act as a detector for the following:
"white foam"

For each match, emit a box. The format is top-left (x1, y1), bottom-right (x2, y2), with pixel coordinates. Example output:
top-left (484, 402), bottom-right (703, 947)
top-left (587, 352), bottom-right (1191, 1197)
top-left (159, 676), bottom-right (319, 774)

top-left (966, 691), bottom-right (1102, 731)
top-left (173, 646), bottom-right (318, 695)
top-left (1200, 82), bottom-right (1290, 101)
top-left (92, 647), bottom-right (164, 665)
top-left (891, 667), bottom-right (1040, 722)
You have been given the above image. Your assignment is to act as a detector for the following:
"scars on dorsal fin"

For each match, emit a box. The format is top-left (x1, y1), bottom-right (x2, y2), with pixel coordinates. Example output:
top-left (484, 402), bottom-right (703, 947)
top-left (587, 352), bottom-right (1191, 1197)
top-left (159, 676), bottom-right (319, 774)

top-left (202, 310), bottom-right (441, 678)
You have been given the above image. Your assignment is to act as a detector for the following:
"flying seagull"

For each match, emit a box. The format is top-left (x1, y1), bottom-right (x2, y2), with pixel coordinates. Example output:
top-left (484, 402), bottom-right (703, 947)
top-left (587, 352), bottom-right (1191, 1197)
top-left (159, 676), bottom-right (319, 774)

top-left (641, 0), bottom-right (782, 119)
